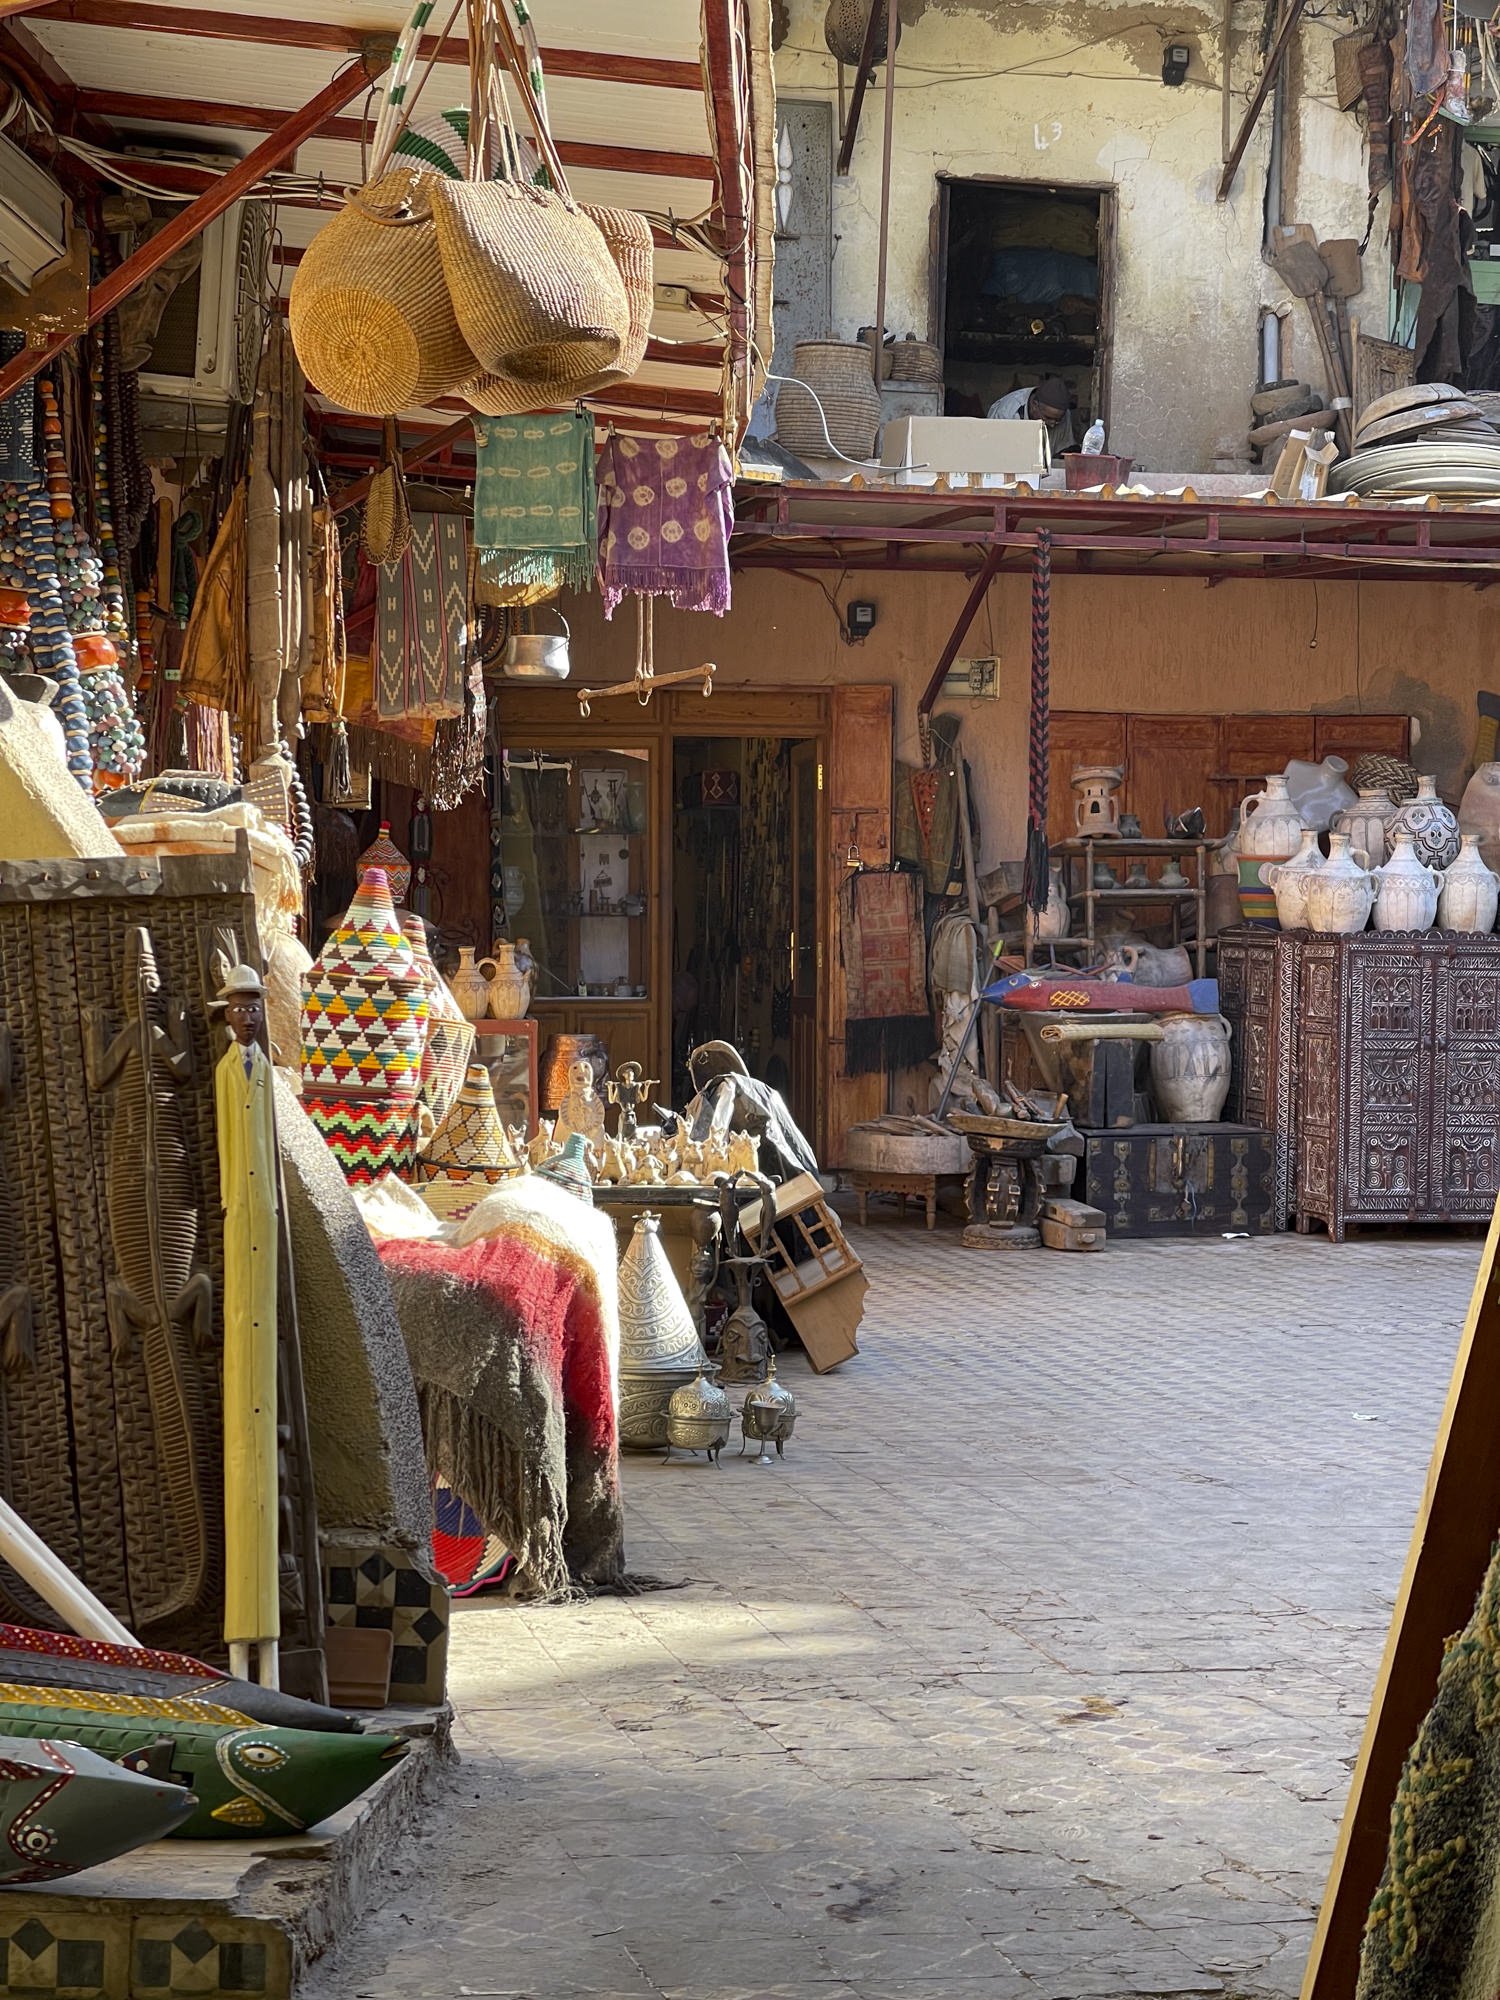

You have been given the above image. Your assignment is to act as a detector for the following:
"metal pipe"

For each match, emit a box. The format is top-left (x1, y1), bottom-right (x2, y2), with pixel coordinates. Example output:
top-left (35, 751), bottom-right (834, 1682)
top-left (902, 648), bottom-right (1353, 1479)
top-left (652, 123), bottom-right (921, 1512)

top-left (870, 0), bottom-right (900, 376)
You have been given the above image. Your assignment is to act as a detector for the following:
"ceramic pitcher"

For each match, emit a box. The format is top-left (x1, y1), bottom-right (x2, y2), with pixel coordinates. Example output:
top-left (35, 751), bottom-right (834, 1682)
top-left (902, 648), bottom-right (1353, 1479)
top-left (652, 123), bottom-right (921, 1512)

top-left (1264, 829), bottom-right (1323, 930)
top-left (1438, 834), bottom-right (1500, 933)
top-left (486, 939), bottom-right (531, 1019)
top-left (1332, 786), bottom-right (1397, 870)
top-left (1284, 755), bottom-right (1356, 831)
top-left (1238, 772), bottom-right (1307, 863)
top-left (450, 947), bottom-right (496, 1022)
top-left (1300, 833), bottom-right (1373, 935)
top-left (1150, 1013), bottom-right (1232, 1123)
top-left (1373, 834), bottom-right (1440, 933)
top-left (1388, 773), bottom-right (1460, 871)
top-left (1459, 761), bottom-right (1500, 873)
top-left (1027, 865), bottom-right (1071, 941)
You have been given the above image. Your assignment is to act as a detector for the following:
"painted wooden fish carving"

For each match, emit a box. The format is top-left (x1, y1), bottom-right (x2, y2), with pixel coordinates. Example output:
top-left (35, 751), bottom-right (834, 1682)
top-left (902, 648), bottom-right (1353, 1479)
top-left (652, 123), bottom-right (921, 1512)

top-left (85, 926), bottom-right (215, 1626)
top-left (0, 1681), bottom-right (407, 1837)
top-left (0, 1734), bottom-right (196, 1881)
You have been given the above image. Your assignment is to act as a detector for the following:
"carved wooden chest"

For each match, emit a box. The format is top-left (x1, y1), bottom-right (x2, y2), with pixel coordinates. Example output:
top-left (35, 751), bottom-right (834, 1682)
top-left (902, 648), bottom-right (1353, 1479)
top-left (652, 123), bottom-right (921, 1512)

top-left (1078, 1123), bottom-right (1276, 1236)
top-left (1217, 927), bottom-right (1304, 1227)
top-left (1292, 932), bottom-right (1500, 1239)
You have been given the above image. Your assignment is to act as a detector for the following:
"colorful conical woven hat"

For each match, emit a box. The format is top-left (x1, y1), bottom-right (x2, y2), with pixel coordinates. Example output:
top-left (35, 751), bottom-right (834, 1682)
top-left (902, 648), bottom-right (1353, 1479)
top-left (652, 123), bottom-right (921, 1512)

top-left (618, 1212), bottom-right (704, 1375)
top-left (423, 1063), bottom-right (517, 1178)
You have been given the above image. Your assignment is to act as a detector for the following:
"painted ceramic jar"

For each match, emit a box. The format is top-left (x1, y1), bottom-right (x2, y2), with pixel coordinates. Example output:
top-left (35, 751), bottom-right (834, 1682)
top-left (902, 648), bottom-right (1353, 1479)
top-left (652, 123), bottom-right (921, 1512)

top-left (1438, 834), bottom-right (1500, 934)
top-left (1264, 829), bottom-right (1323, 930)
top-left (1027, 865), bottom-right (1071, 941)
top-left (1458, 761), bottom-right (1500, 873)
top-left (486, 939), bottom-right (531, 1018)
top-left (356, 820), bottom-right (412, 905)
top-left (1373, 833), bottom-right (1441, 933)
top-left (1150, 1013), bottom-right (1232, 1123)
top-left (301, 868), bottom-right (428, 1102)
top-left (1236, 856), bottom-right (1279, 927)
top-left (450, 947), bottom-right (497, 1023)
top-left (617, 1212), bottom-right (707, 1449)
top-left (1388, 774), bottom-right (1460, 872)
top-left (1238, 772), bottom-right (1308, 863)
top-left (1332, 786), bottom-right (1397, 870)
top-left (1301, 832), bottom-right (1374, 935)
top-left (402, 915), bottom-right (475, 1139)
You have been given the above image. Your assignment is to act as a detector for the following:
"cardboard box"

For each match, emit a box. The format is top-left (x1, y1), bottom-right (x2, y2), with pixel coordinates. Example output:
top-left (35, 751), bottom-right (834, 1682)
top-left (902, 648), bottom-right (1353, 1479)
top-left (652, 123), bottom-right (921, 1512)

top-left (879, 415), bottom-right (1050, 489)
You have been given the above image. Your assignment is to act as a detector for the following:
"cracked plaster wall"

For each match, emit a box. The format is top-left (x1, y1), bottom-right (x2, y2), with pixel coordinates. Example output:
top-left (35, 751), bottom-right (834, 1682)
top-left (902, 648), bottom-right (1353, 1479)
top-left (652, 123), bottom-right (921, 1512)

top-left (774, 0), bottom-right (1388, 470)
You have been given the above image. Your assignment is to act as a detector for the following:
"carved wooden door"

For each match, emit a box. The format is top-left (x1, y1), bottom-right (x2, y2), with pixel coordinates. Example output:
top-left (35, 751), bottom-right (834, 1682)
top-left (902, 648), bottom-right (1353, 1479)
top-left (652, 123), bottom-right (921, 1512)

top-left (1431, 942), bottom-right (1500, 1215)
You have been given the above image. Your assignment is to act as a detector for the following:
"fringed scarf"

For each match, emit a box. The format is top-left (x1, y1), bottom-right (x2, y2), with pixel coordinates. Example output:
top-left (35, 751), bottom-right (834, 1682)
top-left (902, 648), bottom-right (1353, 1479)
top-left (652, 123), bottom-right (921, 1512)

top-left (597, 430), bottom-right (733, 618)
top-left (374, 509), bottom-right (471, 721)
top-left (839, 868), bottom-right (934, 1078)
top-left (472, 410), bottom-right (595, 597)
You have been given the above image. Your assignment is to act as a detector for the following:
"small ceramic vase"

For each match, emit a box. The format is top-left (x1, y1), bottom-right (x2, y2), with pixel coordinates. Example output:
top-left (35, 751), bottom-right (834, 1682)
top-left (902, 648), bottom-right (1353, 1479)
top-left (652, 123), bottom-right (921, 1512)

top-left (1159, 860), bottom-right (1188, 889)
top-left (1092, 862), bottom-right (1117, 890)
top-left (1300, 832), bottom-right (1373, 935)
top-left (1332, 786), bottom-right (1397, 871)
top-left (1388, 774), bottom-right (1460, 872)
top-left (1459, 761), bottom-right (1500, 874)
top-left (450, 947), bottom-right (496, 1023)
top-left (356, 820), bottom-right (412, 905)
top-left (486, 939), bottom-right (531, 1018)
top-left (1150, 1013), bottom-right (1232, 1122)
top-left (1072, 765), bottom-right (1123, 837)
top-left (1238, 772), bottom-right (1308, 863)
top-left (1438, 833), bottom-right (1500, 933)
top-left (1027, 865), bottom-right (1070, 940)
top-left (1125, 861), bottom-right (1150, 888)
top-left (1264, 828), bottom-right (1324, 930)
top-left (1373, 833), bottom-right (1441, 933)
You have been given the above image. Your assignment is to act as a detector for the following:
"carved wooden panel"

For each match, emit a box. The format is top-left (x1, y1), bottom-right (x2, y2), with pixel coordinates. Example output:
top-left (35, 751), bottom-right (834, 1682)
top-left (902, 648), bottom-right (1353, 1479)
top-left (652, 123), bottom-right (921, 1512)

top-left (1218, 927), bottom-right (1303, 1227)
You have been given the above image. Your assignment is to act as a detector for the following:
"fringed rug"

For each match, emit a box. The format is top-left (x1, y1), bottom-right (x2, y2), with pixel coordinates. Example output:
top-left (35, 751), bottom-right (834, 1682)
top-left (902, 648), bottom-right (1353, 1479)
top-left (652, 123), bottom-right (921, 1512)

top-left (839, 867), bottom-right (933, 1077)
top-left (376, 1177), bottom-right (624, 1599)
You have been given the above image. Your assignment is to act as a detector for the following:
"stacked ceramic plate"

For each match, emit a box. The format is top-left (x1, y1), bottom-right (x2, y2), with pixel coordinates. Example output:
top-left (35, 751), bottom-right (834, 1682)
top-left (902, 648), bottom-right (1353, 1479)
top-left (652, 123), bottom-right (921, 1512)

top-left (1331, 384), bottom-right (1500, 496)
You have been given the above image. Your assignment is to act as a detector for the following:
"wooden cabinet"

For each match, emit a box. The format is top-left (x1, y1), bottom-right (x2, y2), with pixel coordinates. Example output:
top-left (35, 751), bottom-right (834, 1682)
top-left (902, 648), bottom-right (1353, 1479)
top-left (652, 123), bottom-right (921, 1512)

top-left (1217, 927), bottom-right (1301, 1227)
top-left (1296, 934), bottom-right (1500, 1238)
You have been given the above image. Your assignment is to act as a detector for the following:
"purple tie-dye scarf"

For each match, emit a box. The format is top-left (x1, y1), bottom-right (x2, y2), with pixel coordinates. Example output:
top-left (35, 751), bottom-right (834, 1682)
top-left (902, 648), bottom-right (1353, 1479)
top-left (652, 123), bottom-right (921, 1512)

top-left (596, 431), bottom-right (734, 617)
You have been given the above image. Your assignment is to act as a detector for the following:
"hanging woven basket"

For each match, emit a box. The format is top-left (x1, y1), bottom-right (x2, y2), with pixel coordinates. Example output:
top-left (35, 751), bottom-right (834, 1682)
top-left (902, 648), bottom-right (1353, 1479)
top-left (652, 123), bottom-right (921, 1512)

top-left (289, 163), bottom-right (478, 416)
top-left (461, 203), bottom-right (654, 413)
top-left (427, 176), bottom-right (629, 382)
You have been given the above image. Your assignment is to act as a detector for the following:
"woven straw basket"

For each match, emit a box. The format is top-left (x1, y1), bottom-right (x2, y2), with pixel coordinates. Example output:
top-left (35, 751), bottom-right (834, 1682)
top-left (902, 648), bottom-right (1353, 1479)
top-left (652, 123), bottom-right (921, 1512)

top-left (774, 340), bottom-right (881, 460)
top-left (290, 164), bottom-right (477, 415)
top-left (427, 177), bottom-right (628, 381)
top-left (461, 203), bottom-right (654, 414)
top-left (887, 337), bottom-right (943, 383)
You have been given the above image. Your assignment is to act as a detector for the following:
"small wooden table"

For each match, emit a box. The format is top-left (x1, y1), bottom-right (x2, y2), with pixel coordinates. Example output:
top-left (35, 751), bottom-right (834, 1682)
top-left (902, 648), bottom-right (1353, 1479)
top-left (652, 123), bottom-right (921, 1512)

top-left (850, 1169), bottom-right (956, 1230)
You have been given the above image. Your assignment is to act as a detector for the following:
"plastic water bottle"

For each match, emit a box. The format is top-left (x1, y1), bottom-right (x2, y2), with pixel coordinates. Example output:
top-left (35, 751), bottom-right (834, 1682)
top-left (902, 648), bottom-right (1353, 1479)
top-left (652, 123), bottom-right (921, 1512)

top-left (1081, 419), bottom-right (1107, 455)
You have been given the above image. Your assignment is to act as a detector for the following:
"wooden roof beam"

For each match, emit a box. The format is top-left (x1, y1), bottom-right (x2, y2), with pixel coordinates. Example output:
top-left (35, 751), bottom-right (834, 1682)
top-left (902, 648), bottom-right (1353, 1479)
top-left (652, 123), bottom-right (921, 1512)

top-left (74, 89), bottom-right (715, 180)
top-left (27, 2), bottom-right (703, 91)
top-left (701, 0), bottom-right (752, 434)
top-left (0, 43), bottom-right (391, 404)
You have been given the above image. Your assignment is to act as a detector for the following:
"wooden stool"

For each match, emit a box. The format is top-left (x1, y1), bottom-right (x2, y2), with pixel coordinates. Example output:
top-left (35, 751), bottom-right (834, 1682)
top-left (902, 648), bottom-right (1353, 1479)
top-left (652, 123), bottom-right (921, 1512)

top-left (850, 1169), bottom-right (943, 1230)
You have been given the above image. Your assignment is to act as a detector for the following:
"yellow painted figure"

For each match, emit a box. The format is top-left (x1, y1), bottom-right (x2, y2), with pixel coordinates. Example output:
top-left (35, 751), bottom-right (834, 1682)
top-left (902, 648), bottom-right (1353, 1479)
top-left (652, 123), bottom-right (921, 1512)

top-left (211, 963), bottom-right (281, 1684)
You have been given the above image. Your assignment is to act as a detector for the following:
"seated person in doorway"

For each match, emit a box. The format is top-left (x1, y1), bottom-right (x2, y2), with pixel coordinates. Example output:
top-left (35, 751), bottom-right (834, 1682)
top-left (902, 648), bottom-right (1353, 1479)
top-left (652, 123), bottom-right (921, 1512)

top-left (985, 375), bottom-right (1076, 455)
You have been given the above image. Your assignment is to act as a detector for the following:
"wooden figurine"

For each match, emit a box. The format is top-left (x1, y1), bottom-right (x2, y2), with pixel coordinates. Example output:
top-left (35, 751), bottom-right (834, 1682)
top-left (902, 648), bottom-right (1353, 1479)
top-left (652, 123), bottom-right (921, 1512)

top-left (553, 1058), bottom-right (606, 1156)
top-left (210, 963), bottom-right (281, 1691)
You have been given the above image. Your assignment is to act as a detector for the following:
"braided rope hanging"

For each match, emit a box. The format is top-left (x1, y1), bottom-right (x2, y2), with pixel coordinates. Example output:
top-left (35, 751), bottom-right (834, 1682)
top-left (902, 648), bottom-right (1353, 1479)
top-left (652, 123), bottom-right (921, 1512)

top-left (1023, 527), bottom-right (1053, 915)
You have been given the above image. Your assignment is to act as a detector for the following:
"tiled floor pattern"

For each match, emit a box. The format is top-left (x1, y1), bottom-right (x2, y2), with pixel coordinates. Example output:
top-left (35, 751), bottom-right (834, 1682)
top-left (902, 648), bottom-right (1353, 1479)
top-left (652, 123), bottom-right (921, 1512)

top-left (305, 1224), bottom-right (1480, 2000)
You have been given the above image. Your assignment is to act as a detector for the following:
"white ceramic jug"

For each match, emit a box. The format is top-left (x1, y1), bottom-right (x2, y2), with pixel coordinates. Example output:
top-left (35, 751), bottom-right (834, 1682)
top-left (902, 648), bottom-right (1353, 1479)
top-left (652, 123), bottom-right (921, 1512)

top-left (1284, 755), bottom-right (1356, 831)
top-left (1373, 833), bottom-right (1440, 933)
top-left (1264, 829), bottom-right (1323, 929)
top-left (1150, 1013), bottom-right (1232, 1123)
top-left (1438, 834), bottom-right (1500, 933)
top-left (1238, 772), bottom-right (1307, 862)
top-left (1300, 832), bottom-right (1373, 935)
top-left (1458, 761), bottom-right (1500, 873)
top-left (1388, 773), bottom-right (1460, 871)
top-left (1332, 786), bottom-right (1397, 870)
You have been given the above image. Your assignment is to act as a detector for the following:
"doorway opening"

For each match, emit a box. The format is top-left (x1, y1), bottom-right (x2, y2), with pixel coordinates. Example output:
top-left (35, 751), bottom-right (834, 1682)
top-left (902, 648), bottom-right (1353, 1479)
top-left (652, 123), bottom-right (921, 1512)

top-left (672, 735), bottom-right (821, 1144)
top-left (936, 176), bottom-right (1111, 438)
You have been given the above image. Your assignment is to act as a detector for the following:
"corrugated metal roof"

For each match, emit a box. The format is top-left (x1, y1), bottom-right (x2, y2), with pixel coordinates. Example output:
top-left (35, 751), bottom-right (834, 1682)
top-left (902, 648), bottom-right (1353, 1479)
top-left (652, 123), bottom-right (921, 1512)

top-left (12, 0), bottom-right (773, 444)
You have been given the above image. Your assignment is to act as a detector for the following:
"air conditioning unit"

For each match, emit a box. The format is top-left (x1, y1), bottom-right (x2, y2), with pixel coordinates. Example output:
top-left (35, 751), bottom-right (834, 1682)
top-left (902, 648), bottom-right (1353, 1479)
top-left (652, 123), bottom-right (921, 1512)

top-left (0, 132), bottom-right (68, 294)
top-left (138, 199), bottom-right (270, 407)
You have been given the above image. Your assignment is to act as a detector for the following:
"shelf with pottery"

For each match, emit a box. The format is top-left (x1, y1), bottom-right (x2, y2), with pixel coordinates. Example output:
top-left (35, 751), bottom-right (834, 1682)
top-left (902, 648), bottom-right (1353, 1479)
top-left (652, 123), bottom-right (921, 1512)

top-left (1041, 835), bottom-right (1212, 978)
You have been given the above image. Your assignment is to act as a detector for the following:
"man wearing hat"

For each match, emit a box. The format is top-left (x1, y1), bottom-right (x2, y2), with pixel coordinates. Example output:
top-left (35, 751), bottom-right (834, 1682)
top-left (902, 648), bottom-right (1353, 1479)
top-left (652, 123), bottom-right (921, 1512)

top-left (986, 375), bottom-right (1076, 455)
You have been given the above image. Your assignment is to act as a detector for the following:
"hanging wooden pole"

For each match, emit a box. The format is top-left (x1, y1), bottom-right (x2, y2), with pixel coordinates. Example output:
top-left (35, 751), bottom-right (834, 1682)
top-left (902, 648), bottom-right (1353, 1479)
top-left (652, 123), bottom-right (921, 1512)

top-left (870, 0), bottom-right (900, 378)
top-left (0, 44), bottom-right (392, 405)
top-left (1218, 0), bottom-right (1305, 201)
top-left (835, 0), bottom-right (888, 175)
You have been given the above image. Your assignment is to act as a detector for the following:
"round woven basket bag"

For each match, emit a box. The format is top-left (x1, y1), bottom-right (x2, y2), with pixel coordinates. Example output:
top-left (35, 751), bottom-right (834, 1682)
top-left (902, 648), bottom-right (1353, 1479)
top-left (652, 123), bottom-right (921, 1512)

top-left (289, 163), bottom-right (477, 415)
top-left (824, 0), bottom-right (899, 64)
top-left (427, 176), bottom-right (629, 382)
top-left (461, 204), bottom-right (654, 413)
top-left (774, 339), bottom-right (881, 460)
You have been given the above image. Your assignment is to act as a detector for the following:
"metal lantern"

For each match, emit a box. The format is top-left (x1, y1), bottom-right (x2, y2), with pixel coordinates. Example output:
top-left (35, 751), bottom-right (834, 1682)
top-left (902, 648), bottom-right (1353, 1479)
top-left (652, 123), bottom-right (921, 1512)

top-left (664, 1367), bottom-right (732, 1465)
top-left (740, 1358), bottom-right (798, 1465)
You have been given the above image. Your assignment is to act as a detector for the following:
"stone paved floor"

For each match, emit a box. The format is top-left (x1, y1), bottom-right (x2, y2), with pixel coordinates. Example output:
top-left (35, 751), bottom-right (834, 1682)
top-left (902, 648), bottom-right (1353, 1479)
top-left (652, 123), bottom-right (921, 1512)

top-left (307, 1223), bottom-right (1482, 2000)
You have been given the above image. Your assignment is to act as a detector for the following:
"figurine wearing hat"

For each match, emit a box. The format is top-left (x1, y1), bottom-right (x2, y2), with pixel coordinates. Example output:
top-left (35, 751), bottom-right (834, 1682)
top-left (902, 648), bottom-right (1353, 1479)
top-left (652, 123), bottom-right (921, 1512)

top-left (210, 962), bottom-right (281, 1686)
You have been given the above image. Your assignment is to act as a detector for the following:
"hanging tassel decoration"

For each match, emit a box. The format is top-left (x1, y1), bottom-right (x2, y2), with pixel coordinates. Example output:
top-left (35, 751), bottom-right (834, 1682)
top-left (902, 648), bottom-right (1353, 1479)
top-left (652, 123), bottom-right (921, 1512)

top-left (23, 485), bottom-right (92, 790)
top-left (1023, 527), bottom-right (1053, 917)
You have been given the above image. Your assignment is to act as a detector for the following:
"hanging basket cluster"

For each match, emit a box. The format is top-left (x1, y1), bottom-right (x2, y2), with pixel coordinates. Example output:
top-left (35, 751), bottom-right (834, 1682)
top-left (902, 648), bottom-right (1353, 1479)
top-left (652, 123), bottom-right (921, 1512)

top-left (289, 1), bottom-right (653, 420)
